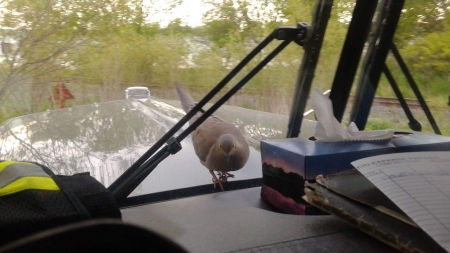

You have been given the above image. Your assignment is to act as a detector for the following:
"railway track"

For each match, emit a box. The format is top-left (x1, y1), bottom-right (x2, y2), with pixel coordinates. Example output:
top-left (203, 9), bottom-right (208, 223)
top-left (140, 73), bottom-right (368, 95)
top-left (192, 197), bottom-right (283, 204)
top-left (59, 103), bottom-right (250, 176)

top-left (373, 97), bottom-right (422, 108)
top-left (353, 96), bottom-right (423, 109)
top-left (149, 85), bottom-right (426, 110)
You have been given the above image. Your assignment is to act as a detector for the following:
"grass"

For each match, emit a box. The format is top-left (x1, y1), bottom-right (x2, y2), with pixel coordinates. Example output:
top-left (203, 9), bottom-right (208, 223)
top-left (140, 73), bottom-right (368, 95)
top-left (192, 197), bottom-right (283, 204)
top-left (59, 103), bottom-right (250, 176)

top-left (364, 106), bottom-right (450, 136)
top-left (238, 102), bottom-right (259, 110)
top-left (366, 119), bottom-right (393, 130)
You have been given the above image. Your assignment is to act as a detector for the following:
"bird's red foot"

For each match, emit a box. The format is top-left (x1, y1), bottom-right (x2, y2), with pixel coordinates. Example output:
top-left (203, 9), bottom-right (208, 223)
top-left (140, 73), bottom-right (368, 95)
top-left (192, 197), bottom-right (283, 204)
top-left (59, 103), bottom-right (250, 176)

top-left (225, 172), bottom-right (234, 178)
top-left (210, 170), bottom-right (224, 191)
top-left (217, 172), bottom-right (234, 181)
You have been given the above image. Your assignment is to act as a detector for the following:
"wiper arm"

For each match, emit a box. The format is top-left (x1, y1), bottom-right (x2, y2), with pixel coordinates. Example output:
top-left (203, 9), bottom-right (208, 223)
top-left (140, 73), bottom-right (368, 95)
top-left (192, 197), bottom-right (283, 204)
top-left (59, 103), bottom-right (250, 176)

top-left (382, 63), bottom-right (422, 131)
top-left (108, 24), bottom-right (310, 201)
top-left (389, 44), bottom-right (441, 134)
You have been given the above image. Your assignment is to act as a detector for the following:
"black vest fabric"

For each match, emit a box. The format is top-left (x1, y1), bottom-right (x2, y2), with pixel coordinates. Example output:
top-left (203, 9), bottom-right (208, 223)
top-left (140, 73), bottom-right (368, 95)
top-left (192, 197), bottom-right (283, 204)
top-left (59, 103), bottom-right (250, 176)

top-left (0, 161), bottom-right (121, 246)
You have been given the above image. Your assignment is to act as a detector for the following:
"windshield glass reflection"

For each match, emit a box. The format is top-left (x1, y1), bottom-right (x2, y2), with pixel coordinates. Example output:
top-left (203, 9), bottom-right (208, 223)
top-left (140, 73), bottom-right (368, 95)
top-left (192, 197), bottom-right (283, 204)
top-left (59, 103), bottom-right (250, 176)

top-left (0, 97), bottom-right (316, 196)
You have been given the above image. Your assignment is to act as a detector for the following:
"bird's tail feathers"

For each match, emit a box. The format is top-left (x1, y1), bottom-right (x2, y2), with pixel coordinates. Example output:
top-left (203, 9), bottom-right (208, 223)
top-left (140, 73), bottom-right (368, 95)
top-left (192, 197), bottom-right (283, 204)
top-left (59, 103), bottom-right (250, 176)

top-left (175, 81), bottom-right (196, 113)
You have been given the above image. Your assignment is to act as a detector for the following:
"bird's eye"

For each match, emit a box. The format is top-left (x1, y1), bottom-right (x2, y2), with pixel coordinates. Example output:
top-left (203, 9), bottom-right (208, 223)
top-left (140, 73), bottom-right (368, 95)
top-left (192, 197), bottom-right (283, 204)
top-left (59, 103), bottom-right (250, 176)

top-left (233, 144), bottom-right (235, 148)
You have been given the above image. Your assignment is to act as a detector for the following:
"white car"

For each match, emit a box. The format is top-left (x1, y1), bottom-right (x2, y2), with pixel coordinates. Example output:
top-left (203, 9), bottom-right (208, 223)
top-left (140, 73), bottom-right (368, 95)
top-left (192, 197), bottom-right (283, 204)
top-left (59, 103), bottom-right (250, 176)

top-left (125, 86), bottom-right (150, 101)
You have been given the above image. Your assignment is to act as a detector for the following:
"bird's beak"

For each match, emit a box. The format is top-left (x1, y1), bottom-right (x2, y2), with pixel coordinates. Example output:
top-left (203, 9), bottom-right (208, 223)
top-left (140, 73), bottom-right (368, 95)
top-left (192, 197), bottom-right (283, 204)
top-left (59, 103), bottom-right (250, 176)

top-left (226, 154), bottom-right (231, 165)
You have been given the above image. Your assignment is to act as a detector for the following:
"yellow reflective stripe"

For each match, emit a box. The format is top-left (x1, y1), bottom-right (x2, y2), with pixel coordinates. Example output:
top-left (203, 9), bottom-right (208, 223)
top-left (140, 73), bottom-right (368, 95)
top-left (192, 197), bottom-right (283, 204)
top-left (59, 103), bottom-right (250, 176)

top-left (0, 161), bottom-right (33, 173)
top-left (0, 177), bottom-right (60, 197)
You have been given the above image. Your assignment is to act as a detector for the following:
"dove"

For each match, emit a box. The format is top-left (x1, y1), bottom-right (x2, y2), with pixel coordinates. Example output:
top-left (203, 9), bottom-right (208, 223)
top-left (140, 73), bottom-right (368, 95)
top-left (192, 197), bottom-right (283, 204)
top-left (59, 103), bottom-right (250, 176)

top-left (175, 82), bottom-right (250, 191)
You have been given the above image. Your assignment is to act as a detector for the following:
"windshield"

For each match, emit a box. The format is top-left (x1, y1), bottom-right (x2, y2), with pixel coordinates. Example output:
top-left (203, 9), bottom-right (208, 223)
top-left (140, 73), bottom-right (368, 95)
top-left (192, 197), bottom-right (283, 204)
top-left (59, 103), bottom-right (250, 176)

top-left (0, 96), bottom-right (316, 196)
top-left (0, 0), bottom-right (448, 199)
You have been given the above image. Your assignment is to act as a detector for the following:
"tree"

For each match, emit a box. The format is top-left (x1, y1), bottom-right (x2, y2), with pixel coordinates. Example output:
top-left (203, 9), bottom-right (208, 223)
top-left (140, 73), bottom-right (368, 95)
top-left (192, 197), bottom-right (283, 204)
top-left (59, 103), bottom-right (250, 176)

top-left (395, 0), bottom-right (450, 47)
top-left (0, 0), bottom-right (146, 118)
top-left (402, 31), bottom-right (450, 77)
top-left (202, 0), bottom-right (286, 46)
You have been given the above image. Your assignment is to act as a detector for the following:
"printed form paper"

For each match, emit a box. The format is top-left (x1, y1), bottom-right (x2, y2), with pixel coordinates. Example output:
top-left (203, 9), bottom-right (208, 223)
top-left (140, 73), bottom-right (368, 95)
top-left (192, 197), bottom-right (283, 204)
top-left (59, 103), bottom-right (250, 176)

top-left (351, 151), bottom-right (450, 252)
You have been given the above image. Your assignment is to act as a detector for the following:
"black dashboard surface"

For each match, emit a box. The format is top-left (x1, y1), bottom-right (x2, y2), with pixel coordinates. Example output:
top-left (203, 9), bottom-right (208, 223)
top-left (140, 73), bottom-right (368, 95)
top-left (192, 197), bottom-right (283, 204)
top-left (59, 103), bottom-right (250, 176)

top-left (122, 187), bottom-right (398, 252)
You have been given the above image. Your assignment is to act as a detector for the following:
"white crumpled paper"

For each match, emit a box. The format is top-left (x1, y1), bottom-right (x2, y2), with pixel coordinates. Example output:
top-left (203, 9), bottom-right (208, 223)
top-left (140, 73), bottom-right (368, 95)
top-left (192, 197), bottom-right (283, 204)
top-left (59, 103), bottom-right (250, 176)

top-left (311, 89), bottom-right (394, 142)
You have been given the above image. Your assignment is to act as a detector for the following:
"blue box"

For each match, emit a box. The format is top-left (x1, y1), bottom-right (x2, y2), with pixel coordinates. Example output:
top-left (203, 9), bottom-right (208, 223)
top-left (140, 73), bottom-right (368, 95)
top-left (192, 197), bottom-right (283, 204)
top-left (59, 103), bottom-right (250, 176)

top-left (260, 131), bottom-right (450, 215)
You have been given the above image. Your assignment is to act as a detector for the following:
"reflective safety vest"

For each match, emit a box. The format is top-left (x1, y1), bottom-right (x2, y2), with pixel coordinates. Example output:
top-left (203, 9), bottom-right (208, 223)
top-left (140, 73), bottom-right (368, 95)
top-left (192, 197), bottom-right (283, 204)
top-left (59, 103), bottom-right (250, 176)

top-left (0, 161), bottom-right (121, 246)
top-left (0, 161), bottom-right (60, 197)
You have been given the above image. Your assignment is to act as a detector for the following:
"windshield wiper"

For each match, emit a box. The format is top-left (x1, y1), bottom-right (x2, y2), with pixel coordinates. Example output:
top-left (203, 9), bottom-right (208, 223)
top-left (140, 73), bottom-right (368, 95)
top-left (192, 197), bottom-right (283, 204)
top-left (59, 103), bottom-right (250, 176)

top-left (108, 23), bottom-right (311, 201)
top-left (388, 44), bottom-right (441, 134)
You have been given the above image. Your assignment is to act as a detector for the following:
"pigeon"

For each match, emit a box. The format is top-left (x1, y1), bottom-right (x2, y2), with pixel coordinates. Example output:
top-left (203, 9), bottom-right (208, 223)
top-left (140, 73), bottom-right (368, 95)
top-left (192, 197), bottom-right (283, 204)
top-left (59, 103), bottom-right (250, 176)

top-left (175, 82), bottom-right (250, 191)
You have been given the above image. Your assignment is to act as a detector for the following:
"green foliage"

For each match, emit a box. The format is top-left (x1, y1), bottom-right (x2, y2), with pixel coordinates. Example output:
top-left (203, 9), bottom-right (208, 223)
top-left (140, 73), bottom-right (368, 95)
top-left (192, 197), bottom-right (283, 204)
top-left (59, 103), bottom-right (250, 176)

top-left (365, 119), bottom-right (393, 130)
top-left (202, 0), bottom-right (282, 47)
top-left (395, 0), bottom-right (449, 47)
top-left (0, 0), bottom-right (448, 137)
top-left (281, 0), bottom-right (315, 23)
top-left (0, 0), bottom-right (147, 118)
top-left (402, 31), bottom-right (450, 77)
top-left (238, 101), bottom-right (259, 110)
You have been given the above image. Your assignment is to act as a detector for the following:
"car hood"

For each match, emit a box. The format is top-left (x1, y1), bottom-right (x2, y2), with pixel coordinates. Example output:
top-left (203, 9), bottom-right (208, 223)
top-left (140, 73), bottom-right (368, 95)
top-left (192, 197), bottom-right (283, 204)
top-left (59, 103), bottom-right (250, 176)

top-left (0, 97), bottom-right (316, 196)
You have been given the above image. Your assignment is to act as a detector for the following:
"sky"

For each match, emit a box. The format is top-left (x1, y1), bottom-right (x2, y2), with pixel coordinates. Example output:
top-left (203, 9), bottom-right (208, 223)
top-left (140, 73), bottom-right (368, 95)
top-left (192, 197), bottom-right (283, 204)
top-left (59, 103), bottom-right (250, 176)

top-left (146, 0), bottom-right (210, 27)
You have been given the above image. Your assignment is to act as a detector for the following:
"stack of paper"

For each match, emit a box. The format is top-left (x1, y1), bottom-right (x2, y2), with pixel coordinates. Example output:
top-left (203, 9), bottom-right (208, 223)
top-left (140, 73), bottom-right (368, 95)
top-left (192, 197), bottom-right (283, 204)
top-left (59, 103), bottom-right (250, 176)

top-left (305, 151), bottom-right (450, 253)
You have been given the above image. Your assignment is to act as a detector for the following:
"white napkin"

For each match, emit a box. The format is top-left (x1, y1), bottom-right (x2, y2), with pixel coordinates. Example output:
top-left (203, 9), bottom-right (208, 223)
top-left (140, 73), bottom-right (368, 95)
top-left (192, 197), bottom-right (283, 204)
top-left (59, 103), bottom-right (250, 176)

top-left (311, 89), bottom-right (394, 142)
